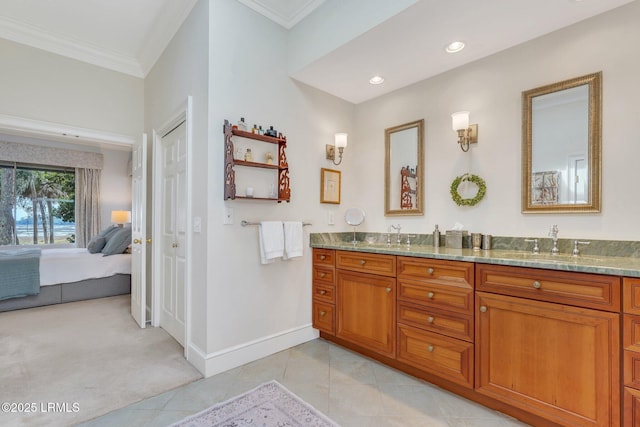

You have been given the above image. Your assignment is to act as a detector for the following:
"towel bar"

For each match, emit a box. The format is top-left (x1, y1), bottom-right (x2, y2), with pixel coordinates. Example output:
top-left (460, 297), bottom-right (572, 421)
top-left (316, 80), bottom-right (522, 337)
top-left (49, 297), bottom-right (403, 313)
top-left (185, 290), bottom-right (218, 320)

top-left (241, 220), bottom-right (312, 227)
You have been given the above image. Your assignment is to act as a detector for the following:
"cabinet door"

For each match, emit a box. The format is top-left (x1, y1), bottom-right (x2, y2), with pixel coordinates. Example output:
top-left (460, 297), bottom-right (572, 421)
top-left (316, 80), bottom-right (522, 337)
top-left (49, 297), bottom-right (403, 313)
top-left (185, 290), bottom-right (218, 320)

top-left (337, 270), bottom-right (396, 357)
top-left (476, 292), bottom-right (620, 427)
top-left (624, 387), bottom-right (640, 427)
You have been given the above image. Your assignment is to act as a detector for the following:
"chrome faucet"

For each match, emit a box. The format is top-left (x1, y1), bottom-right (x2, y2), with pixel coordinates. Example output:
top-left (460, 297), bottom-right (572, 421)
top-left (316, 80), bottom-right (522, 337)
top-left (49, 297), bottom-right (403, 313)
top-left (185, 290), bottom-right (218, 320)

top-left (524, 238), bottom-right (540, 254)
top-left (390, 224), bottom-right (402, 244)
top-left (572, 240), bottom-right (590, 257)
top-left (548, 224), bottom-right (559, 255)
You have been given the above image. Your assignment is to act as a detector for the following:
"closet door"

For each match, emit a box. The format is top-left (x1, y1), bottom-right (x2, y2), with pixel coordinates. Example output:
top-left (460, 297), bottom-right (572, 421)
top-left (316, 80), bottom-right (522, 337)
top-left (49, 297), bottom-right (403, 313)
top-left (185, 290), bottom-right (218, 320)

top-left (158, 122), bottom-right (187, 347)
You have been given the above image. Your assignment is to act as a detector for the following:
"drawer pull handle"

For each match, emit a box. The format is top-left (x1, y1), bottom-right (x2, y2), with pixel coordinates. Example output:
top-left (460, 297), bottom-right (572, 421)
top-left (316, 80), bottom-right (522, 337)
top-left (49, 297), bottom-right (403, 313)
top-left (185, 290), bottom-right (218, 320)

top-left (427, 268), bottom-right (434, 275)
top-left (319, 272), bottom-right (326, 278)
top-left (320, 255), bottom-right (326, 260)
top-left (427, 345), bottom-right (434, 352)
top-left (480, 306), bottom-right (487, 313)
top-left (360, 260), bottom-right (366, 266)
top-left (319, 290), bottom-right (326, 295)
top-left (532, 281), bottom-right (542, 289)
top-left (427, 316), bottom-right (434, 323)
top-left (427, 292), bottom-right (435, 299)
top-left (319, 311), bottom-right (326, 316)
top-left (385, 287), bottom-right (392, 293)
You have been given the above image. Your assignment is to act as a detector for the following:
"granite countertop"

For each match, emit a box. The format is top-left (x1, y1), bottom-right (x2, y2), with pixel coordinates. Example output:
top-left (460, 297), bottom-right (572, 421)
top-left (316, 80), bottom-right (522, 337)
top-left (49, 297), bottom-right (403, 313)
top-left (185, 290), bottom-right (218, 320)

top-left (310, 235), bottom-right (640, 278)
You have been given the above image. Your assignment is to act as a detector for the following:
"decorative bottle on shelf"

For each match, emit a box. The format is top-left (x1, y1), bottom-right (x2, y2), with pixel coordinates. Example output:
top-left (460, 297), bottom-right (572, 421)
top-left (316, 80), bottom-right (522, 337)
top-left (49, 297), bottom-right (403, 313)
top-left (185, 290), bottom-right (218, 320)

top-left (432, 224), bottom-right (440, 248)
top-left (258, 125), bottom-right (264, 135)
top-left (252, 124), bottom-right (258, 134)
top-left (265, 152), bottom-right (274, 165)
top-left (244, 148), bottom-right (253, 162)
top-left (237, 117), bottom-right (248, 131)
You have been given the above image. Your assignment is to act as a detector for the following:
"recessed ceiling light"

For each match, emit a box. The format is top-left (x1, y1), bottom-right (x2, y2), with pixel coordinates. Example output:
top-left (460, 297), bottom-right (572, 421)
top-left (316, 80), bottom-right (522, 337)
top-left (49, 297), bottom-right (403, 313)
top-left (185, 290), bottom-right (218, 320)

top-left (445, 41), bottom-right (465, 53)
top-left (369, 76), bottom-right (385, 85)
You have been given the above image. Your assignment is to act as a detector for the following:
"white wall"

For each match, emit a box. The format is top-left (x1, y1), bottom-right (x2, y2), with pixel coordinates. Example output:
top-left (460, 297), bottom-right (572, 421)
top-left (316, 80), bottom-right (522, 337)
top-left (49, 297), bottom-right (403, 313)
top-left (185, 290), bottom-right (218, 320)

top-left (144, 0), bottom-right (210, 358)
top-left (0, 38), bottom-right (143, 138)
top-left (346, 1), bottom-right (640, 241)
top-left (205, 0), bottom-right (354, 375)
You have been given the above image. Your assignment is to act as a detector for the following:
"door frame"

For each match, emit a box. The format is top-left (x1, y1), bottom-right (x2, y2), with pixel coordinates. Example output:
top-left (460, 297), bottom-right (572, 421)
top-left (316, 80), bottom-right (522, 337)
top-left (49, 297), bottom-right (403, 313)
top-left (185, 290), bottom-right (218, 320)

top-left (151, 96), bottom-right (193, 359)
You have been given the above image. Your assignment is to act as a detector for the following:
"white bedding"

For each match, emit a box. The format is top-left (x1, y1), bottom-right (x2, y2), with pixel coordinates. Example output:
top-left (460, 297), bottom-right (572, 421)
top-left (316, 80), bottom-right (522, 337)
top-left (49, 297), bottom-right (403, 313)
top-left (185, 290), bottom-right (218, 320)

top-left (40, 248), bottom-right (132, 287)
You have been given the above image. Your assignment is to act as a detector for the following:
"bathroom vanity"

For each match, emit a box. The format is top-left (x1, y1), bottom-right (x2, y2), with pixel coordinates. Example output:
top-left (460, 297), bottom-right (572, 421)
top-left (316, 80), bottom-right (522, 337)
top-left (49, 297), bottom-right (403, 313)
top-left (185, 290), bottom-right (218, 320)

top-left (311, 237), bottom-right (640, 427)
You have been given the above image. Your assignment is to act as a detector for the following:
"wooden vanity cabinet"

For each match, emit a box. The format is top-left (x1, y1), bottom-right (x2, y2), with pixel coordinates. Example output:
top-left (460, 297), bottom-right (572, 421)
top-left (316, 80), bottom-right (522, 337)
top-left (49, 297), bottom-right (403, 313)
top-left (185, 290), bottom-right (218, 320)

top-left (335, 251), bottom-right (396, 358)
top-left (312, 249), bottom-right (336, 334)
top-left (476, 264), bottom-right (621, 427)
top-left (623, 277), bottom-right (640, 426)
top-left (396, 257), bottom-right (475, 388)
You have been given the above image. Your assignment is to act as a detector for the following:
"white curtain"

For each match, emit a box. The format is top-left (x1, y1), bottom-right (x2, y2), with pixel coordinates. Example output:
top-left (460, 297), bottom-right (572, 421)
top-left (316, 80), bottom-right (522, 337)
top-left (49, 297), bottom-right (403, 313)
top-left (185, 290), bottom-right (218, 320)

top-left (75, 168), bottom-right (101, 248)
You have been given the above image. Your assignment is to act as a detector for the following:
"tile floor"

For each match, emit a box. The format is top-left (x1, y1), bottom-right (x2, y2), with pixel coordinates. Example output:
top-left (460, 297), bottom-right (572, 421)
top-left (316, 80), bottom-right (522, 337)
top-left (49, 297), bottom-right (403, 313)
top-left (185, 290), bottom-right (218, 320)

top-left (78, 339), bottom-right (531, 427)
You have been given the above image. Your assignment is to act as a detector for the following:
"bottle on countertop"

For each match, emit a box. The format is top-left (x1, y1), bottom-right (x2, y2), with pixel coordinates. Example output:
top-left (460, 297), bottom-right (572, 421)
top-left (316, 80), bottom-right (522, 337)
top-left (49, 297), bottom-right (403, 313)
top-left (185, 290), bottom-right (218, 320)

top-left (237, 117), bottom-right (248, 131)
top-left (432, 224), bottom-right (440, 248)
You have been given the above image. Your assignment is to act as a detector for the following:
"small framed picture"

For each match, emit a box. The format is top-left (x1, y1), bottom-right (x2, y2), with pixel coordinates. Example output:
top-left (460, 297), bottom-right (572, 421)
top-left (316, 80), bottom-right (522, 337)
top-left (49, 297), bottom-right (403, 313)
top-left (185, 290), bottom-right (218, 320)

top-left (320, 168), bottom-right (341, 204)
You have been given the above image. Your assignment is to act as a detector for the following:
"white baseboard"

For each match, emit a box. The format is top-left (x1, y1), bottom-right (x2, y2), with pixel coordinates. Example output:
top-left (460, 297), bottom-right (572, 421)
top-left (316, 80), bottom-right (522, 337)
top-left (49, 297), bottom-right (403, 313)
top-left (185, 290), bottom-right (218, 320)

top-left (197, 324), bottom-right (319, 377)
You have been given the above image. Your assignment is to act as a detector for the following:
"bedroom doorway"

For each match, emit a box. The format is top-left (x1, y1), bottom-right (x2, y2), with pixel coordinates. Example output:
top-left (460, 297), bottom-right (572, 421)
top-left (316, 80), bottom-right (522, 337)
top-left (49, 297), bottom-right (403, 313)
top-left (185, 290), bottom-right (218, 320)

top-left (131, 133), bottom-right (148, 328)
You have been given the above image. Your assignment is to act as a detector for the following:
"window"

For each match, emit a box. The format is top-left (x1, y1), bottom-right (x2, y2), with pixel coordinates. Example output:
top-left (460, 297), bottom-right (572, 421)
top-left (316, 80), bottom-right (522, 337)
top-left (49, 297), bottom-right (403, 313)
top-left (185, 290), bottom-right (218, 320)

top-left (0, 162), bottom-right (75, 246)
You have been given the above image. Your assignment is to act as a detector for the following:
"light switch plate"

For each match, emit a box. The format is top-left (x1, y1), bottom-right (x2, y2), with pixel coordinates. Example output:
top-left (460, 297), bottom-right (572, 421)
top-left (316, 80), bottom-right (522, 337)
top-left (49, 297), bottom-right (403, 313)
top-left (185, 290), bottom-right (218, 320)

top-left (224, 208), bottom-right (234, 225)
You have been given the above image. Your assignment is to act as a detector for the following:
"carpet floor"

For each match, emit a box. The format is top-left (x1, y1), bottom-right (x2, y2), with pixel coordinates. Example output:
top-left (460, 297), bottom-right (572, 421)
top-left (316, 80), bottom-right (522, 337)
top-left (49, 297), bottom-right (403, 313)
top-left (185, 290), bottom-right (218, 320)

top-left (0, 295), bottom-right (202, 427)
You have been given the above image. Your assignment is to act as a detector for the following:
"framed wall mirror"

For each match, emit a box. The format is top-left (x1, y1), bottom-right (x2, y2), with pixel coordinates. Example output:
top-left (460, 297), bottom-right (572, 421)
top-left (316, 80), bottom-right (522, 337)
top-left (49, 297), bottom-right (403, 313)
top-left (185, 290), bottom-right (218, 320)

top-left (522, 72), bottom-right (602, 213)
top-left (385, 119), bottom-right (424, 216)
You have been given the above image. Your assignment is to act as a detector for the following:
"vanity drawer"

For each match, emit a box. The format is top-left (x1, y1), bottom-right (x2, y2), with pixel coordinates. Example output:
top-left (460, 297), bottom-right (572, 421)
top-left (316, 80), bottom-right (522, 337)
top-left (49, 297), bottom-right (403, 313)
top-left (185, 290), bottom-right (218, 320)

top-left (398, 278), bottom-right (473, 314)
top-left (476, 264), bottom-right (621, 312)
top-left (336, 251), bottom-right (396, 277)
top-left (398, 301), bottom-right (473, 342)
top-left (312, 301), bottom-right (335, 334)
top-left (313, 249), bottom-right (335, 267)
top-left (624, 278), bottom-right (640, 315)
top-left (397, 257), bottom-right (474, 288)
top-left (397, 324), bottom-right (473, 388)
top-left (313, 265), bottom-right (335, 285)
top-left (624, 350), bottom-right (640, 389)
top-left (313, 283), bottom-right (335, 304)
top-left (624, 315), bottom-right (640, 352)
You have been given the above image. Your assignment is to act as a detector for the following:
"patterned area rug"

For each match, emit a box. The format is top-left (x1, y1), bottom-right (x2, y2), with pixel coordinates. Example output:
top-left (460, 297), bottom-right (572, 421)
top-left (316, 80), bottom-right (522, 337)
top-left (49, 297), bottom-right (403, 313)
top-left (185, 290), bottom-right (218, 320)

top-left (170, 380), bottom-right (340, 427)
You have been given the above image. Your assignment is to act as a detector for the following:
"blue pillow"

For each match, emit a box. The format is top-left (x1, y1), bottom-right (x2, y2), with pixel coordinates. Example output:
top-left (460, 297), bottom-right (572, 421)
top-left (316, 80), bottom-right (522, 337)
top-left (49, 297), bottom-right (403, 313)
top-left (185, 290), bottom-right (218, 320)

top-left (101, 228), bottom-right (132, 256)
top-left (87, 236), bottom-right (106, 253)
top-left (99, 225), bottom-right (120, 241)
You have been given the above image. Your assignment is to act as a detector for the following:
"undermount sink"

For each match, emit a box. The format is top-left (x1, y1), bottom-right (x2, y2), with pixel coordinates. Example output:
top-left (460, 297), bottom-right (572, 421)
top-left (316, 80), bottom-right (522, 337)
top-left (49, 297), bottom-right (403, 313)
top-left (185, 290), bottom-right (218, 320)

top-left (499, 252), bottom-right (604, 264)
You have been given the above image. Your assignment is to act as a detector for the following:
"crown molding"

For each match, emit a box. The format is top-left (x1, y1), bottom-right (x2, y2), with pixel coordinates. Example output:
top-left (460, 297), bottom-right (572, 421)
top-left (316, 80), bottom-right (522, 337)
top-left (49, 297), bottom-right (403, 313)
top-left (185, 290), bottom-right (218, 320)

top-left (0, 113), bottom-right (135, 149)
top-left (0, 15), bottom-right (143, 78)
top-left (238, 0), bottom-right (325, 29)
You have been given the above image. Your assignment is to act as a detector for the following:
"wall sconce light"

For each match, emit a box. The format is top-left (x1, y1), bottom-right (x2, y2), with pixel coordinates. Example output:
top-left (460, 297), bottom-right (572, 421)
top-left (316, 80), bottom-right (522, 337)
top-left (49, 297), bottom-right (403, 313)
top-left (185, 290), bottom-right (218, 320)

top-left (326, 133), bottom-right (348, 165)
top-left (451, 111), bottom-right (478, 152)
top-left (111, 210), bottom-right (131, 227)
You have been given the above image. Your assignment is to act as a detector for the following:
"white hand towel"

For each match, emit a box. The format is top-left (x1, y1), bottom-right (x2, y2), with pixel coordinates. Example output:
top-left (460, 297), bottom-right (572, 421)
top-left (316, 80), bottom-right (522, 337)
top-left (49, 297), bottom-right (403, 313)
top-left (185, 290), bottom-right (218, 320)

top-left (259, 221), bottom-right (284, 264)
top-left (283, 221), bottom-right (303, 260)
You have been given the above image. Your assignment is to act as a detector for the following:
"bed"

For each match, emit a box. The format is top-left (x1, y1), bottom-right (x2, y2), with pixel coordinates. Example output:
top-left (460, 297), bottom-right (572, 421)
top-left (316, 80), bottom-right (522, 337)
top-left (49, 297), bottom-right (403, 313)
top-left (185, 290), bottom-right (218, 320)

top-left (0, 248), bottom-right (131, 312)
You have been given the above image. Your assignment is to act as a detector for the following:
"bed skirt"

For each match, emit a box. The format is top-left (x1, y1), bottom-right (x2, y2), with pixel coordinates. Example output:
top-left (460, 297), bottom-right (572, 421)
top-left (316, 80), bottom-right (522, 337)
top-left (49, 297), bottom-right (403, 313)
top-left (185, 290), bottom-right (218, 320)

top-left (0, 274), bottom-right (131, 313)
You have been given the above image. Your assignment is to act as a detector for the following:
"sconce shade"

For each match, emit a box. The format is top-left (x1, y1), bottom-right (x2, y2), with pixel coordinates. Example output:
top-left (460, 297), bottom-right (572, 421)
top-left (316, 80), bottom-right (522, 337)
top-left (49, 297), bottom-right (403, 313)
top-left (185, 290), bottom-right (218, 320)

top-left (111, 210), bottom-right (131, 224)
top-left (451, 111), bottom-right (470, 131)
top-left (334, 133), bottom-right (348, 148)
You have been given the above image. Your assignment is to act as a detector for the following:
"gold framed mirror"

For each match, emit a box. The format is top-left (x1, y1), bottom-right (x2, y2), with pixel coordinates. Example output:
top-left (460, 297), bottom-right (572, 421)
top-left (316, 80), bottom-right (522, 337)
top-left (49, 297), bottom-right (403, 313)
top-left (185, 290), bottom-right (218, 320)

top-left (385, 119), bottom-right (424, 216)
top-left (522, 72), bottom-right (601, 213)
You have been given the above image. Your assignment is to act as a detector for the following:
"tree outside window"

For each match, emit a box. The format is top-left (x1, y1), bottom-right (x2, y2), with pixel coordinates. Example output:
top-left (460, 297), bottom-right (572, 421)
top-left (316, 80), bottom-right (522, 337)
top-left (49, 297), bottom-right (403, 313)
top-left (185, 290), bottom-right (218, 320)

top-left (0, 165), bottom-right (75, 246)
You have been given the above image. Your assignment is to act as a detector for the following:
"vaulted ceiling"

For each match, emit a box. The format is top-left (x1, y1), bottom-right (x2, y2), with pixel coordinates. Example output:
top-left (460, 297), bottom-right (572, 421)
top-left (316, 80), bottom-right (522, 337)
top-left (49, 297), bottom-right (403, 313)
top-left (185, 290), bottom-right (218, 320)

top-left (0, 0), bottom-right (635, 104)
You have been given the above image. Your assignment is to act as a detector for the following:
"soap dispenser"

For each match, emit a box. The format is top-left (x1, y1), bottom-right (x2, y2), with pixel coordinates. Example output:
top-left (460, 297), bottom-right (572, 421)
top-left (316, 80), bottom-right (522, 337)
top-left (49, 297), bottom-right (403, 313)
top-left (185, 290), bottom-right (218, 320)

top-left (432, 224), bottom-right (440, 248)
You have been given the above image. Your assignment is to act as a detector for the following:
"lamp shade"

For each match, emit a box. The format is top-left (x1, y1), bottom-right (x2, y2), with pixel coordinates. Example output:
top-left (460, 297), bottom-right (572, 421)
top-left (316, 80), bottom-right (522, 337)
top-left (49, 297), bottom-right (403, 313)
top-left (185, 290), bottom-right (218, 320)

top-left (111, 210), bottom-right (131, 224)
top-left (334, 133), bottom-right (348, 148)
top-left (451, 111), bottom-right (470, 131)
